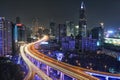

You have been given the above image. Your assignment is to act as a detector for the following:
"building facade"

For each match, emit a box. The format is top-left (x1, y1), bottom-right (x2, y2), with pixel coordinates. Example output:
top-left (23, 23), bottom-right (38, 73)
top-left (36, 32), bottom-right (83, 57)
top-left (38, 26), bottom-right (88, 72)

top-left (50, 21), bottom-right (56, 36)
top-left (91, 25), bottom-right (104, 48)
top-left (66, 21), bottom-right (75, 36)
top-left (14, 23), bottom-right (26, 43)
top-left (0, 17), bottom-right (13, 56)
top-left (57, 24), bottom-right (67, 43)
top-left (79, 2), bottom-right (87, 38)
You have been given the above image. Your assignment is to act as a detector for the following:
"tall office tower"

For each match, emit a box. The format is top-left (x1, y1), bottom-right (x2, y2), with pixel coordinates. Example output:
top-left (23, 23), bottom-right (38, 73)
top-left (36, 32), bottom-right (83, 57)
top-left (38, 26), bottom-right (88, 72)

top-left (66, 21), bottom-right (75, 36)
top-left (32, 18), bottom-right (39, 36)
top-left (14, 17), bottom-right (26, 43)
top-left (50, 21), bottom-right (56, 36)
top-left (0, 17), bottom-right (13, 56)
top-left (91, 23), bottom-right (104, 48)
top-left (79, 2), bottom-right (87, 38)
top-left (57, 24), bottom-right (66, 43)
top-left (58, 24), bottom-right (67, 38)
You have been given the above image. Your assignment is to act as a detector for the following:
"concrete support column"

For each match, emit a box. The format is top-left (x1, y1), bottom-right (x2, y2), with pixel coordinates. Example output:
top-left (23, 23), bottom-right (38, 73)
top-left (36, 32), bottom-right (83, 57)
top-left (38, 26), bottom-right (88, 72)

top-left (57, 70), bottom-right (60, 75)
top-left (72, 78), bottom-right (76, 80)
top-left (33, 58), bottom-right (35, 64)
top-left (17, 55), bottom-right (21, 64)
top-left (31, 58), bottom-right (33, 63)
top-left (60, 72), bottom-right (64, 80)
top-left (106, 76), bottom-right (109, 80)
top-left (46, 65), bottom-right (50, 76)
top-left (39, 62), bottom-right (42, 69)
top-left (37, 61), bottom-right (40, 67)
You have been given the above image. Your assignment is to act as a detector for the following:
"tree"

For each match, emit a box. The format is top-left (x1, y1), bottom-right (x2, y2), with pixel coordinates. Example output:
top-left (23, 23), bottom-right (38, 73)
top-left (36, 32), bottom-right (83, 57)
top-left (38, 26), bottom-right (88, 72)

top-left (0, 57), bottom-right (24, 80)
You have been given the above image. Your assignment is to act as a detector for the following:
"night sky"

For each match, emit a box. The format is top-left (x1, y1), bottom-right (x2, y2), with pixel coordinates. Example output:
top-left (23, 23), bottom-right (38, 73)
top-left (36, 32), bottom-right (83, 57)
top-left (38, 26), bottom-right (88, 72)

top-left (0, 0), bottom-right (120, 29)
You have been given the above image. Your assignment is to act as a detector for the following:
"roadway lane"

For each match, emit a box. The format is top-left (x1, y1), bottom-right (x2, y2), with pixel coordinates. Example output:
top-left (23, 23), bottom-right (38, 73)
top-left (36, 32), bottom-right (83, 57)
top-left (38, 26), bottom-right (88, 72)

top-left (26, 35), bottom-right (99, 80)
top-left (20, 45), bottom-right (52, 80)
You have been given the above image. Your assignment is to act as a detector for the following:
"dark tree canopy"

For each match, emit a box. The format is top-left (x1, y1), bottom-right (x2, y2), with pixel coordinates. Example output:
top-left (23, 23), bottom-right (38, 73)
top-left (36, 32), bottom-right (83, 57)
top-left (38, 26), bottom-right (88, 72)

top-left (0, 57), bottom-right (24, 80)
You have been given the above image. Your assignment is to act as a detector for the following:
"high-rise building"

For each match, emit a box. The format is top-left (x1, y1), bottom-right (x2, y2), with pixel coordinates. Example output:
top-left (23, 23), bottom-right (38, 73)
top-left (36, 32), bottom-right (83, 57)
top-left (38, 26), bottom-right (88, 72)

top-left (50, 21), bottom-right (56, 36)
top-left (79, 2), bottom-right (87, 38)
top-left (0, 17), bottom-right (13, 56)
top-left (57, 24), bottom-right (67, 43)
top-left (58, 24), bottom-right (66, 38)
top-left (14, 17), bottom-right (26, 43)
top-left (32, 18), bottom-right (39, 36)
top-left (14, 24), bottom-right (26, 42)
top-left (91, 23), bottom-right (104, 48)
top-left (75, 2), bottom-right (87, 51)
top-left (66, 21), bottom-right (75, 36)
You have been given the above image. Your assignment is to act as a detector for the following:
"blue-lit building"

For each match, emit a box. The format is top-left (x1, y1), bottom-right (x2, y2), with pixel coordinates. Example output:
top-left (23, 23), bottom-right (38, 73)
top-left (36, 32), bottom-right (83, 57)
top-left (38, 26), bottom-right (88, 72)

top-left (57, 24), bottom-right (67, 43)
top-left (12, 17), bottom-right (27, 54)
top-left (79, 24), bottom-right (104, 52)
top-left (14, 17), bottom-right (26, 43)
top-left (91, 25), bottom-right (104, 49)
top-left (61, 36), bottom-right (75, 51)
top-left (81, 37), bottom-right (98, 52)
top-left (14, 23), bottom-right (26, 42)
top-left (0, 17), bottom-right (13, 56)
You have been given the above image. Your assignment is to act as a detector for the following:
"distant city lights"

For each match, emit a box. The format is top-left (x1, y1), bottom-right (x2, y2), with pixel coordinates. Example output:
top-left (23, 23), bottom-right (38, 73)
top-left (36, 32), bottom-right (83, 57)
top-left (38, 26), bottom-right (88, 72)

top-left (104, 38), bottom-right (120, 46)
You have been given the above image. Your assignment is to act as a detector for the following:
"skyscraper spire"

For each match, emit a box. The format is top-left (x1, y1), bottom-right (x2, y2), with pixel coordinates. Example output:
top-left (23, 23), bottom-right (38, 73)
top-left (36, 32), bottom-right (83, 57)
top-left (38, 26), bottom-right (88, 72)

top-left (81, 1), bottom-right (85, 9)
top-left (79, 1), bottom-right (87, 38)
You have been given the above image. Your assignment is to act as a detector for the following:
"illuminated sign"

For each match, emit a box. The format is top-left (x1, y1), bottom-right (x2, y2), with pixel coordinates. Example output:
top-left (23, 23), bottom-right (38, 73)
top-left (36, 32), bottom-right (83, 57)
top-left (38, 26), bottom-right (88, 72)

top-left (16, 24), bottom-right (23, 26)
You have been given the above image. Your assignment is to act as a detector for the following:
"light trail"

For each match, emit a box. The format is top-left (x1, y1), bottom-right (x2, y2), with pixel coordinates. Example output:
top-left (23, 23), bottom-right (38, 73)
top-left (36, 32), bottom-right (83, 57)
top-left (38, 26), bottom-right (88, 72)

top-left (20, 44), bottom-right (52, 80)
top-left (26, 35), bottom-right (99, 80)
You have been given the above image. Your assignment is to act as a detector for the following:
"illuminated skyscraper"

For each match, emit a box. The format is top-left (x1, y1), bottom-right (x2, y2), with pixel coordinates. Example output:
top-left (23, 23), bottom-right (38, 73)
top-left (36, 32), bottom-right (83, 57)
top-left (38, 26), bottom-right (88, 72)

top-left (14, 24), bottom-right (26, 42)
top-left (66, 21), bottom-right (75, 36)
top-left (79, 2), bottom-right (87, 38)
top-left (0, 17), bottom-right (13, 56)
top-left (14, 17), bottom-right (26, 42)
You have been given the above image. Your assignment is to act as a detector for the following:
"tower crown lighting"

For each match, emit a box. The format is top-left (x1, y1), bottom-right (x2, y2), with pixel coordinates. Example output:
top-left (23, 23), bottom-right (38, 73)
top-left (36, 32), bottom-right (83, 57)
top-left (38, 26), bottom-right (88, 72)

top-left (81, 2), bottom-right (85, 9)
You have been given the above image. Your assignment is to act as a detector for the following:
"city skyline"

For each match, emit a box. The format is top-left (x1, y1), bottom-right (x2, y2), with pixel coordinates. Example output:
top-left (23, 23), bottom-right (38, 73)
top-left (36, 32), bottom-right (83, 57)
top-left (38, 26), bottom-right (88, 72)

top-left (0, 0), bottom-right (120, 28)
top-left (0, 0), bottom-right (120, 79)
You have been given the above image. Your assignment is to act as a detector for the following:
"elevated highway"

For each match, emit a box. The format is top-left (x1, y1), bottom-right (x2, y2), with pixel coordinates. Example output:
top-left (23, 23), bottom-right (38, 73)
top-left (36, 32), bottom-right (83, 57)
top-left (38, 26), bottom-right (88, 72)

top-left (25, 35), bottom-right (99, 80)
top-left (20, 45), bottom-right (52, 80)
top-left (20, 35), bottom-right (120, 80)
